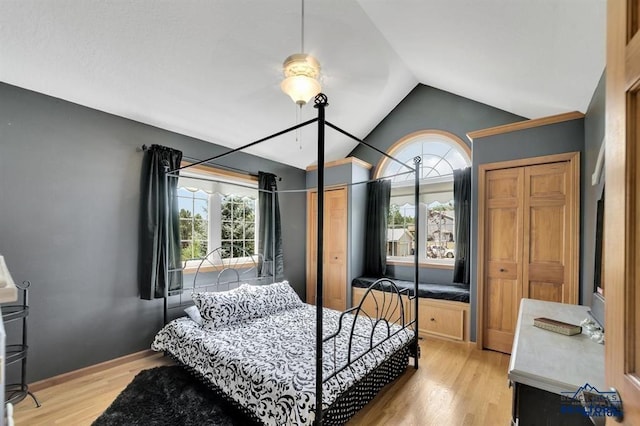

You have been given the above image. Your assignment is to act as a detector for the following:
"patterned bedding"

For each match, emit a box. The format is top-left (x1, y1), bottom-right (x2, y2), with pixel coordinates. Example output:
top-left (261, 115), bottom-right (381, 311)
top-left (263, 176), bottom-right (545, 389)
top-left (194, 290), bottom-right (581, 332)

top-left (152, 304), bottom-right (413, 425)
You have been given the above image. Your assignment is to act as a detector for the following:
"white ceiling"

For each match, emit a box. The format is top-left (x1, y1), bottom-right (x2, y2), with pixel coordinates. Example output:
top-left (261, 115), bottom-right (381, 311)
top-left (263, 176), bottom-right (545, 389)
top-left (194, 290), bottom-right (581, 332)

top-left (0, 1), bottom-right (606, 169)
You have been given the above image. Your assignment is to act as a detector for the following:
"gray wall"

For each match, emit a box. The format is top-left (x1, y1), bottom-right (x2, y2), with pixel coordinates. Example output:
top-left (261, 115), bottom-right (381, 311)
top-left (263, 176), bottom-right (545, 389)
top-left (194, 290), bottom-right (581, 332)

top-left (350, 85), bottom-right (525, 167)
top-left (470, 118), bottom-right (585, 341)
top-left (349, 84), bottom-right (524, 286)
top-left (582, 71), bottom-right (606, 315)
top-left (0, 82), bottom-right (306, 382)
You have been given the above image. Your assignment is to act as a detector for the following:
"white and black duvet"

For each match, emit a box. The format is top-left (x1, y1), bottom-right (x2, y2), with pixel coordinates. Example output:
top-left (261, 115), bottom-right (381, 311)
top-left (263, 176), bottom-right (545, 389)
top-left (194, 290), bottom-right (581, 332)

top-left (152, 304), bottom-right (413, 425)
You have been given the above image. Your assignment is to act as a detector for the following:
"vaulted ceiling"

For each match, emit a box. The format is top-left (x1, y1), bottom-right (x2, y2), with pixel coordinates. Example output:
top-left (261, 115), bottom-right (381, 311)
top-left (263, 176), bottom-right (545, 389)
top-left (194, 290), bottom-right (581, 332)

top-left (0, 1), bottom-right (606, 169)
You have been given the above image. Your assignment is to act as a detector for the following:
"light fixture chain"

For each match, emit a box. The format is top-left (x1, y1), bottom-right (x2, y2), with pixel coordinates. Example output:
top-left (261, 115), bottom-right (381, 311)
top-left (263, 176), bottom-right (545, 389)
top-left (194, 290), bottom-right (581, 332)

top-left (301, 0), bottom-right (305, 53)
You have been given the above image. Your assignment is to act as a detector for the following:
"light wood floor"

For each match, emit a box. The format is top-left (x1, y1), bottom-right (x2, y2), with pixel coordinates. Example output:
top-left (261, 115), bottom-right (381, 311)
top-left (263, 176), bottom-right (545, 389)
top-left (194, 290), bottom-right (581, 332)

top-left (14, 338), bottom-right (511, 426)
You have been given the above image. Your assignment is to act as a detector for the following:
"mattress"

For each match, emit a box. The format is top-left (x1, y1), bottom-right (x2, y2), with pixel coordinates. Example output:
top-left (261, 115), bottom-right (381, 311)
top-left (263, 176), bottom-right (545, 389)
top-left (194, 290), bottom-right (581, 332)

top-left (152, 304), bottom-right (414, 425)
top-left (352, 276), bottom-right (470, 303)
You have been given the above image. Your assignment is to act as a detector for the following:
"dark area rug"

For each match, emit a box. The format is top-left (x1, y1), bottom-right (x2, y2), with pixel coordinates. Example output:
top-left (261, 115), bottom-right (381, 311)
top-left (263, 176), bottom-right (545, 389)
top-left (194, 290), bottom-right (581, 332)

top-left (93, 366), bottom-right (260, 426)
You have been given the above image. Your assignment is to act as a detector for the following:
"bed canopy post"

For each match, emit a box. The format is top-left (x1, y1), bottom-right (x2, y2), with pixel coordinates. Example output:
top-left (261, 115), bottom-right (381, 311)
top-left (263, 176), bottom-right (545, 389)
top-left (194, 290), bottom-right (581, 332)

top-left (314, 93), bottom-right (328, 426)
top-left (163, 162), bottom-right (170, 326)
top-left (271, 180), bottom-right (277, 283)
top-left (413, 156), bottom-right (421, 369)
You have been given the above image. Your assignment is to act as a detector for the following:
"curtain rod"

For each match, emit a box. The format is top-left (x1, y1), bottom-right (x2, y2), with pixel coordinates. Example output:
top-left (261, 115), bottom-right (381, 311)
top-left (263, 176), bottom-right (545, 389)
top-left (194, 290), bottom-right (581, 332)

top-left (138, 144), bottom-right (281, 181)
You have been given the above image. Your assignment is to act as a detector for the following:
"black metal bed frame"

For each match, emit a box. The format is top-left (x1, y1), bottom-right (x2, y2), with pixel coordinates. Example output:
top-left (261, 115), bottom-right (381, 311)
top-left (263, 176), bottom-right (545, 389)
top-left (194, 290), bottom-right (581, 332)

top-left (161, 93), bottom-right (420, 425)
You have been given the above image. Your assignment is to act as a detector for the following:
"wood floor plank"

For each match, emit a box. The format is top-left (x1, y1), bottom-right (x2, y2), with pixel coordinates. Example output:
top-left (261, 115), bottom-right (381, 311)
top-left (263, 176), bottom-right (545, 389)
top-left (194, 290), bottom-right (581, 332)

top-left (14, 338), bottom-right (511, 425)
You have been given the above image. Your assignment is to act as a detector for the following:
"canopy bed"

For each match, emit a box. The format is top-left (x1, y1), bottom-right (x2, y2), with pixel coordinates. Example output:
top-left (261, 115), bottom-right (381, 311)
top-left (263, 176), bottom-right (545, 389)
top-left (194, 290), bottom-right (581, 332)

top-left (150, 94), bottom-right (421, 425)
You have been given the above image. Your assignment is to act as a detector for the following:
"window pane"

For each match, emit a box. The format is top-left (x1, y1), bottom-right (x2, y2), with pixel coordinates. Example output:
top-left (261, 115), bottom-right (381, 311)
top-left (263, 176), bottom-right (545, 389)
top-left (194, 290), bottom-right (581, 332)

top-left (221, 222), bottom-right (233, 240)
top-left (181, 241), bottom-right (193, 260)
top-left (232, 201), bottom-right (244, 218)
top-left (193, 218), bottom-right (207, 238)
top-left (222, 200), bottom-right (232, 218)
top-left (221, 242), bottom-right (231, 258)
top-left (233, 224), bottom-right (244, 239)
top-left (180, 219), bottom-right (192, 240)
top-left (245, 223), bottom-right (255, 239)
top-left (196, 240), bottom-right (208, 258)
top-left (194, 199), bottom-right (208, 218)
top-left (178, 198), bottom-right (193, 213)
top-left (245, 240), bottom-right (255, 254)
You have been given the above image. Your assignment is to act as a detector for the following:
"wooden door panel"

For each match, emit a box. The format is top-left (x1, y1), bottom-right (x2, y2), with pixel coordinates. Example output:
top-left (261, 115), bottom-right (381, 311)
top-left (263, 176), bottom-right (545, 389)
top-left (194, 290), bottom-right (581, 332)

top-left (484, 278), bottom-right (518, 353)
top-left (527, 263), bottom-right (564, 283)
top-left (487, 170), bottom-right (521, 199)
top-left (528, 205), bottom-right (565, 264)
top-left (527, 163), bottom-right (566, 197)
top-left (528, 281), bottom-right (563, 303)
top-left (487, 208), bottom-right (519, 261)
top-left (485, 278), bottom-right (518, 331)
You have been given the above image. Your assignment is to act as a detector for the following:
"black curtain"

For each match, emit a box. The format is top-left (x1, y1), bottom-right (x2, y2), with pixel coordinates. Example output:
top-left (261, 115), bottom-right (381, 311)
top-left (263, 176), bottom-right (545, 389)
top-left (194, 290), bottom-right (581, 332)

top-left (364, 179), bottom-right (391, 277)
top-left (258, 172), bottom-right (283, 279)
top-left (139, 145), bottom-right (183, 300)
top-left (453, 167), bottom-right (471, 285)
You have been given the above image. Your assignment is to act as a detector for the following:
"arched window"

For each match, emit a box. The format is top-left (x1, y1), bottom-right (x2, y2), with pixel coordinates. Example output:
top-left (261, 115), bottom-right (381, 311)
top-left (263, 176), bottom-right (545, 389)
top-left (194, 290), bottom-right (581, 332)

top-left (375, 130), bottom-right (470, 266)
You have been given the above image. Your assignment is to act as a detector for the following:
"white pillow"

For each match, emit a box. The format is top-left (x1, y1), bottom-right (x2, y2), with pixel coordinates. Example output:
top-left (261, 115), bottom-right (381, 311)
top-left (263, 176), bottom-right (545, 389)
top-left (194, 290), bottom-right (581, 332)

top-left (183, 305), bottom-right (203, 325)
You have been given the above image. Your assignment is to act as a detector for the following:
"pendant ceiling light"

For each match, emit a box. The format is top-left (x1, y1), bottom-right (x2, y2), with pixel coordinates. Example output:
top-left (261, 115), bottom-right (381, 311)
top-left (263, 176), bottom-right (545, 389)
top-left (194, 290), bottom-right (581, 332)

top-left (280, 0), bottom-right (321, 106)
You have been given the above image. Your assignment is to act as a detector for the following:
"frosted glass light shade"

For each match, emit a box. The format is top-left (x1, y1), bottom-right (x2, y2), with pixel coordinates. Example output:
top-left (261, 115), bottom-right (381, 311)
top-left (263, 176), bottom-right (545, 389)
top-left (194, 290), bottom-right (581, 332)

top-left (280, 53), bottom-right (321, 105)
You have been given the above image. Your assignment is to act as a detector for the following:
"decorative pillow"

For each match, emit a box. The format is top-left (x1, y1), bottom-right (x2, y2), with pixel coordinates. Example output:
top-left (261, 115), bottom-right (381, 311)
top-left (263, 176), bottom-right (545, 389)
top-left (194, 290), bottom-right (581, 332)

top-left (244, 280), bottom-right (304, 316)
top-left (195, 280), bottom-right (303, 330)
top-left (192, 284), bottom-right (255, 328)
top-left (183, 305), bottom-right (203, 325)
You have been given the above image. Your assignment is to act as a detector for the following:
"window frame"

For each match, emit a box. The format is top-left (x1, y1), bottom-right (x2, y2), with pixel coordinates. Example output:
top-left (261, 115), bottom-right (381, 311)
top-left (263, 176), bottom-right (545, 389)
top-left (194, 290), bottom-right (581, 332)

top-left (374, 130), bottom-right (471, 269)
top-left (177, 162), bottom-right (260, 273)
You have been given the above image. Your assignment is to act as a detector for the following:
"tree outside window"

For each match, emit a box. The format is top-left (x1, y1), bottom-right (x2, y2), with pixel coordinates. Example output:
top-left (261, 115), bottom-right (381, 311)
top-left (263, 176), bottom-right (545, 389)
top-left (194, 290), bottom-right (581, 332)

top-left (221, 195), bottom-right (256, 258)
top-left (178, 188), bottom-right (209, 261)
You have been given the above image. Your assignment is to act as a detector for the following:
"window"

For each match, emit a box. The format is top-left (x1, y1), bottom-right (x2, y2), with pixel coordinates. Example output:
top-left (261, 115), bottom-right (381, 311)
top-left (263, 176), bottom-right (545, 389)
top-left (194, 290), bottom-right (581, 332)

top-left (178, 187), bottom-right (209, 260)
top-left (177, 164), bottom-right (259, 269)
top-left (376, 130), bottom-right (470, 266)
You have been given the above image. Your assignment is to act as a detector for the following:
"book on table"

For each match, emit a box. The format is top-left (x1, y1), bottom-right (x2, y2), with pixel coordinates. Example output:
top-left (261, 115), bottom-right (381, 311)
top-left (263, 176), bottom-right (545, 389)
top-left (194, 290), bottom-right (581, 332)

top-left (533, 317), bottom-right (582, 336)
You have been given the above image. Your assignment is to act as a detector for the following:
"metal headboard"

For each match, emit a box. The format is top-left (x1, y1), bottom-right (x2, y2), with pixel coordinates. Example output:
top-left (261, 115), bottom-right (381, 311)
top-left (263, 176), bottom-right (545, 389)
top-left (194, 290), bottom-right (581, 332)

top-left (163, 245), bottom-right (270, 323)
top-left (190, 245), bottom-right (265, 293)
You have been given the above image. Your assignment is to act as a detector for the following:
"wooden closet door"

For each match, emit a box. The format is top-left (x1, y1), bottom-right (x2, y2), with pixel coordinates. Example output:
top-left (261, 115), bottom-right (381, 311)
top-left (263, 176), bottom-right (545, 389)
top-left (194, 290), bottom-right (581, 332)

top-left (483, 168), bottom-right (524, 354)
top-left (481, 156), bottom-right (578, 354)
top-left (522, 162), bottom-right (576, 304)
top-left (306, 187), bottom-right (347, 311)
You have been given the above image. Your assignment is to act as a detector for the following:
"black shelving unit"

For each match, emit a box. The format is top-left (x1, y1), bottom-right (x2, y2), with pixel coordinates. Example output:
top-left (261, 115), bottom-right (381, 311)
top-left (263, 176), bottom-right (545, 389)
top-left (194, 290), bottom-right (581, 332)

top-left (3, 281), bottom-right (39, 407)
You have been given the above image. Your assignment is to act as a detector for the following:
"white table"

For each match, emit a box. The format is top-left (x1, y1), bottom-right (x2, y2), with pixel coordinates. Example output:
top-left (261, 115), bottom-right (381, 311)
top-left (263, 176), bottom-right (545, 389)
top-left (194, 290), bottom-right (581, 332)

top-left (508, 298), bottom-right (605, 425)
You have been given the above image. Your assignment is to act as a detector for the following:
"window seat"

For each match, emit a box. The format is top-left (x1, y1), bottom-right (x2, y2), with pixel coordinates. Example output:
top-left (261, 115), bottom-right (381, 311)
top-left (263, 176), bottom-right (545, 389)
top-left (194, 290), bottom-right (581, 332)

top-left (351, 277), bottom-right (470, 303)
